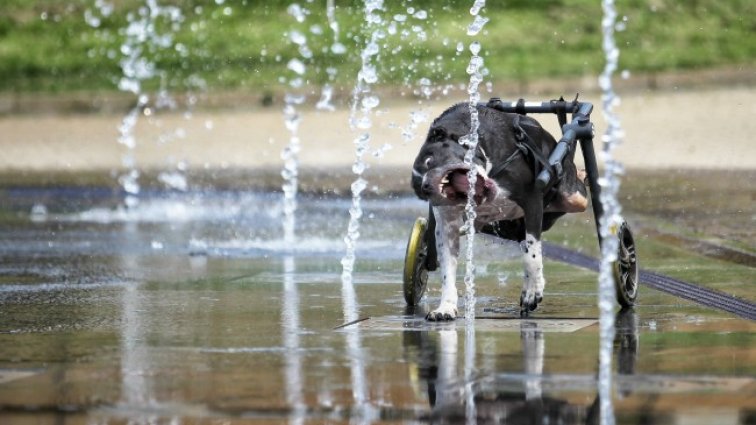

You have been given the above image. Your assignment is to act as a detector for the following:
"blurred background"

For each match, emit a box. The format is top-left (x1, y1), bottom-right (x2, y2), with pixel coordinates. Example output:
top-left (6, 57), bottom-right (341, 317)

top-left (1, 1), bottom-right (753, 94)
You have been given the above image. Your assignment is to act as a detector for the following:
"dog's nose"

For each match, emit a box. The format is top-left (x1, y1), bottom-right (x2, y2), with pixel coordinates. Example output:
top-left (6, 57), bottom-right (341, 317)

top-left (421, 181), bottom-right (434, 195)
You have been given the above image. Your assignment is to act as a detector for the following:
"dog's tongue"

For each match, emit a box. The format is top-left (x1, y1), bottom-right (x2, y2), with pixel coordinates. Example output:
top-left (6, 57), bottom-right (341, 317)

top-left (449, 170), bottom-right (485, 195)
top-left (450, 170), bottom-right (470, 193)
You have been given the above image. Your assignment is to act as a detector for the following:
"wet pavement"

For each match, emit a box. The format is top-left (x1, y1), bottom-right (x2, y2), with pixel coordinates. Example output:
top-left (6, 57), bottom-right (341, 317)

top-left (0, 183), bottom-right (754, 424)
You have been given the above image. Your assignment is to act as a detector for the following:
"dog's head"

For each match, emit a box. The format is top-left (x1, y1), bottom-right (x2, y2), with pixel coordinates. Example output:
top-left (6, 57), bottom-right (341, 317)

top-left (411, 104), bottom-right (499, 206)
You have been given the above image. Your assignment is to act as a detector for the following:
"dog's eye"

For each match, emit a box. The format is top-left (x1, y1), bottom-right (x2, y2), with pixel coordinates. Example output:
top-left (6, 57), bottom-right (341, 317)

top-left (424, 156), bottom-right (433, 167)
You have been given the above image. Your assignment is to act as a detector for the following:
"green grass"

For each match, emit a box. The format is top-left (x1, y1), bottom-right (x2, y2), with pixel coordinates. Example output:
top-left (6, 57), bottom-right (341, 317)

top-left (0, 0), bottom-right (753, 94)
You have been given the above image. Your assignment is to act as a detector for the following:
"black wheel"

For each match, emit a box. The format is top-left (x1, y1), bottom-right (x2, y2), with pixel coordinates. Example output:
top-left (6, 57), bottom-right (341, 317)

top-left (613, 220), bottom-right (639, 308)
top-left (403, 217), bottom-right (429, 305)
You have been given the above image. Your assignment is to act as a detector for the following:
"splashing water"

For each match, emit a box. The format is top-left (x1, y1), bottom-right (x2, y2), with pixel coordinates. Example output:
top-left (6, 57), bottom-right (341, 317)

top-left (326, 0), bottom-right (346, 54)
top-left (316, 84), bottom-right (336, 112)
top-left (461, 2), bottom-right (487, 322)
top-left (96, 0), bottom-right (184, 209)
top-left (282, 95), bottom-right (303, 244)
top-left (282, 3), bottom-right (313, 244)
top-left (84, 0), bottom-right (113, 28)
top-left (316, 0), bottom-right (345, 112)
top-left (338, 5), bottom-right (381, 414)
top-left (340, 0), bottom-right (384, 288)
top-left (400, 109), bottom-right (429, 144)
top-left (462, 3), bottom-right (486, 420)
top-left (116, 3), bottom-right (156, 208)
top-left (470, 0), bottom-right (486, 16)
top-left (598, 1), bottom-right (624, 424)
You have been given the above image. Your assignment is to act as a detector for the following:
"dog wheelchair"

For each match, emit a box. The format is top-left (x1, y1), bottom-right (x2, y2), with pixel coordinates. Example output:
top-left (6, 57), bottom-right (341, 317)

top-left (402, 97), bottom-right (639, 309)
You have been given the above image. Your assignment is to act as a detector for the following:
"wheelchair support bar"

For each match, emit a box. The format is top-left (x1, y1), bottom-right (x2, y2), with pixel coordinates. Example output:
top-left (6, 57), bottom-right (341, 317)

top-left (535, 109), bottom-right (594, 190)
top-left (484, 98), bottom-right (593, 117)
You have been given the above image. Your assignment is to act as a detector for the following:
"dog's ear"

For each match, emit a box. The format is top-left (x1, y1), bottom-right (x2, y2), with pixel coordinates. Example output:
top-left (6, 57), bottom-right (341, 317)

top-left (427, 127), bottom-right (446, 143)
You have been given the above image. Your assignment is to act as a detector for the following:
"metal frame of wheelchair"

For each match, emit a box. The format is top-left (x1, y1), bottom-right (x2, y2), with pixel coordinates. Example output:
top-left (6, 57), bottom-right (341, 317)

top-left (402, 97), bottom-right (639, 309)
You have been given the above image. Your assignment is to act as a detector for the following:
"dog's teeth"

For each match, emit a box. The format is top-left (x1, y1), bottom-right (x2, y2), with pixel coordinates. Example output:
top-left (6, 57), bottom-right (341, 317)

top-left (441, 176), bottom-right (450, 184)
top-left (476, 165), bottom-right (488, 177)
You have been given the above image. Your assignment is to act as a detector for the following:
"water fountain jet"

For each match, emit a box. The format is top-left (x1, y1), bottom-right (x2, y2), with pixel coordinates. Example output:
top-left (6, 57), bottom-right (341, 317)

top-left (461, 1), bottom-right (488, 323)
top-left (340, 0), bottom-right (385, 288)
top-left (281, 2), bottom-right (313, 244)
top-left (597, 1), bottom-right (626, 424)
top-left (89, 0), bottom-right (186, 210)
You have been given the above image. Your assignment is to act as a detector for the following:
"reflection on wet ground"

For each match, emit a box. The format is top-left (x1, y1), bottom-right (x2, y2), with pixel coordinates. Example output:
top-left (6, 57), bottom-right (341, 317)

top-left (0, 176), bottom-right (754, 424)
top-left (620, 169), bottom-right (755, 265)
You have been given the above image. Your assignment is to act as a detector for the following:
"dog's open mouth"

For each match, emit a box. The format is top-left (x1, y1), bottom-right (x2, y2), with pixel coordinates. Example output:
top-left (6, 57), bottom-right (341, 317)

top-left (437, 165), bottom-right (497, 205)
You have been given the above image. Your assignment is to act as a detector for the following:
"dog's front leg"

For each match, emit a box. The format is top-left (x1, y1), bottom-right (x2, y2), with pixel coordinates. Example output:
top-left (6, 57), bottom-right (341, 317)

top-left (520, 195), bottom-right (545, 315)
top-left (427, 206), bottom-right (462, 321)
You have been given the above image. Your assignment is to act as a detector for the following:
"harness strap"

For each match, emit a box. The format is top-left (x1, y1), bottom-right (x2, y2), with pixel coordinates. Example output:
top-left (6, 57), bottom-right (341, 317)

top-left (487, 148), bottom-right (522, 179)
top-left (512, 114), bottom-right (561, 206)
top-left (513, 114), bottom-right (550, 174)
top-left (554, 96), bottom-right (568, 129)
top-left (515, 98), bottom-right (527, 115)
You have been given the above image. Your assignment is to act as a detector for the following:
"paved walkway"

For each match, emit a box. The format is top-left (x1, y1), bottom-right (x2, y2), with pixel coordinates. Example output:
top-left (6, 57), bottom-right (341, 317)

top-left (1, 86), bottom-right (755, 172)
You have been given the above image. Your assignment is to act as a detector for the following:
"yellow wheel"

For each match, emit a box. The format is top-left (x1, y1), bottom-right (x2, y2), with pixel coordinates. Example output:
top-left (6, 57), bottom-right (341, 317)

top-left (613, 220), bottom-right (639, 308)
top-left (403, 217), bottom-right (429, 305)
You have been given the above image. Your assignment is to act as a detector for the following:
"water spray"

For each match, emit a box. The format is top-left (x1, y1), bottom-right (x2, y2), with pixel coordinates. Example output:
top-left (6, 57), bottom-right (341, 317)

top-left (461, 0), bottom-right (488, 322)
top-left (597, 0), bottom-right (625, 423)
top-left (340, 0), bottom-right (384, 289)
top-left (463, 2), bottom-right (487, 422)
top-left (338, 5), bottom-right (384, 419)
top-left (88, 0), bottom-right (184, 209)
top-left (282, 2), bottom-right (314, 244)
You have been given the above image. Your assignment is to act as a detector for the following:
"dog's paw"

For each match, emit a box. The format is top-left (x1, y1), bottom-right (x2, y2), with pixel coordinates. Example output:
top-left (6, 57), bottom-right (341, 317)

top-left (426, 304), bottom-right (458, 321)
top-left (520, 290), bottom-right (543, 316)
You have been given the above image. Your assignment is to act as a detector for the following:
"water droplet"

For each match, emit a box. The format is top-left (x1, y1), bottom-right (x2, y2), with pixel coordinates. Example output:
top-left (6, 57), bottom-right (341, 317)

top-left (350, 178), bottom-right (367, 194)
top-left (361, 95), bottom-right (380, 109)
top-left (287, 58), bottom-right (306, 75)
top-left (469, 41), bottom-right (481, 55)
top-left (158, 171), bottom-right (188, 191)
top-left (316, 85), bottom-right (336, 111)
top-left (289, 30), bottom-right (306, 45)
top-left (467, 15), bottom-right (489, 36)
top-left (364, 41), bottom-right (379, 56)
top-left (470, 0), bottom-right (486, 16)
top-left (30, 204), bottom-right (48, 219)
top-left (287, 4), bottom-right (306, 23)
top-left (357, 116), bottom-right (372, 129)
top-left (359, 65), bottom-right (378, 84)
top-left (331, 42), bottom-right (347, 54)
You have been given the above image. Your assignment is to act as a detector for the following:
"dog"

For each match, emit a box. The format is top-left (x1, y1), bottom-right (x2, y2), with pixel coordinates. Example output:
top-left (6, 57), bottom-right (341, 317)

top-left (411, 102), bottom-right (588, 320)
